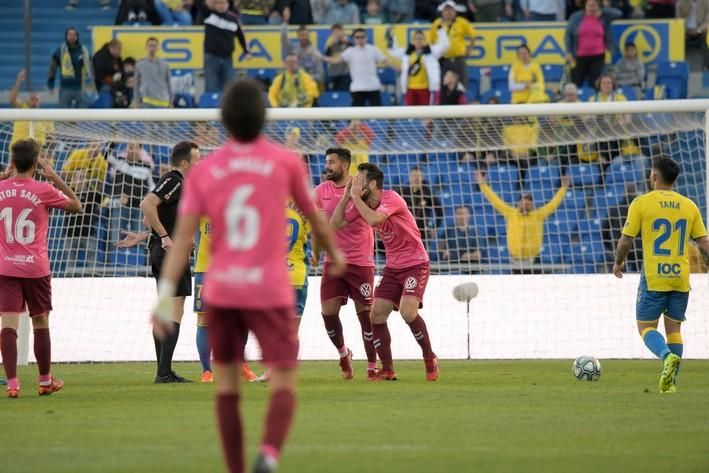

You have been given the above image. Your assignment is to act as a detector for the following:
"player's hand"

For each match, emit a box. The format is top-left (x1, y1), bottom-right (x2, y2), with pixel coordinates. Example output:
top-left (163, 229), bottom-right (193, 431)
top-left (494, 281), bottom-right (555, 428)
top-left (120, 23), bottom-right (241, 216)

top-left (343, 177), bottom-right (353, 198)
top-left (37, 158), bottom-right (59, 181)
top-left (116, 230), bottom-right (143, 248)
top-left (161, 235), bottom-right (174, 250)
top-left (350, 175), bottom-right (363, 199)
top-left (328, 248), bottom-right (347, 277)
top-left (16, 69), bottom-right (26, 83)
top-left (612, 262), bottom-right (624, 279)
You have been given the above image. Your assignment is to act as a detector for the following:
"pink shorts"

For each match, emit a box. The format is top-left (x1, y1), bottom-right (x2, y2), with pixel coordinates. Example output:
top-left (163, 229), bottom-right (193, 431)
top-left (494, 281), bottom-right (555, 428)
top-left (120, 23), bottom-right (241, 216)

top-left (0, 275), bottom-right (52, 317)
top-left (205, 305), bottom-right (298, 367)
top-left (321, 263), bottom-right (375, 307)
top-left (374, 263), bottom-right (430, 310)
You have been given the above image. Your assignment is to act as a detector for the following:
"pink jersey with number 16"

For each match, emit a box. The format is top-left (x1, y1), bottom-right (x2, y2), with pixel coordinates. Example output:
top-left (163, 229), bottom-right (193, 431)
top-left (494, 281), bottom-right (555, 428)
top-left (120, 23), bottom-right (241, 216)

top-left (374, 190), bottom-right (429, 269)
top-left (179, 136), bottom-right (316, 310)
top-left (0, 177), bottom-right (69, 278)
top-left (314, 180), bottom-right (374, 267)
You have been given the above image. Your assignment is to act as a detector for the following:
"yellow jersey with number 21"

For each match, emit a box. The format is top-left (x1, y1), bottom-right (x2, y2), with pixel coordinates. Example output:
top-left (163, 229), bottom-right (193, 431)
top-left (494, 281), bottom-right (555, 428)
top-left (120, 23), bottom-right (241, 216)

top-left (622, 190), bottom-right (707, 292)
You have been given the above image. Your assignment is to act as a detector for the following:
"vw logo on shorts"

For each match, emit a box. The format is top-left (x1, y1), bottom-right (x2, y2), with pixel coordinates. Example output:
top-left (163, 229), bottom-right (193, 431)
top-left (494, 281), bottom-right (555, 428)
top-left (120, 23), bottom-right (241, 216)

top-left (404, 277), bottom-right (418, 290)
top-left (359, 283), bottom-right (372, 298)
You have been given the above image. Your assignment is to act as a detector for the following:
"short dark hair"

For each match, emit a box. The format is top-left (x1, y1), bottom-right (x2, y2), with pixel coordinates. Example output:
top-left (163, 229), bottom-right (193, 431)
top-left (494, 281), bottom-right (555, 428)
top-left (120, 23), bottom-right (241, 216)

top-left (325, 147), bottom-right (351, 164)
top-left (357, 162), bottom-right (384, 189)
top-left (520, 193), bottom-right (534, 202)
top-left (11, 139), bottom-right (39, 173)
top-left (353, 28), bottom-right (366, 37)
top-left (221, 80), bottom-right (266, 142)
top-left (625, 42), bottom-right (636, 49)
top-left (652, 156), bottom-right (680, 185)
top-left (298, 24), bottom-right (308, 32)
top-left (331, 23), bottom-right (343, 31)
top-left (146, 37), bottom-right (158, 44)
top-left (171, 141), bottom-right (198, 167)
top-left (124, 57), bottom-right (136, 66)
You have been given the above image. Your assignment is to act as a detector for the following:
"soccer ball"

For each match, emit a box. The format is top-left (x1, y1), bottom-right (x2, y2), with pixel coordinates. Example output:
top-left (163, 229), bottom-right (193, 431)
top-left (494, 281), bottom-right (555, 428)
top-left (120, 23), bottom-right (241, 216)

top-left (572, 356), bottom-right (602, 381)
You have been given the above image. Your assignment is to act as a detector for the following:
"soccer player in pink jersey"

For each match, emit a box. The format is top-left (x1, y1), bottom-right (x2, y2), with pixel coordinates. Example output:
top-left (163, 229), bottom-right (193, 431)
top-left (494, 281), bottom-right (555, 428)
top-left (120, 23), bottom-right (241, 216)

top-left (0, 139), bottom-right (82, 398)
top-left (152, 80), bottom-right (346, 473)
top-left (333, 162), bottom-right (439, 382)
top-left (313, 147), bottom-right (378, 380)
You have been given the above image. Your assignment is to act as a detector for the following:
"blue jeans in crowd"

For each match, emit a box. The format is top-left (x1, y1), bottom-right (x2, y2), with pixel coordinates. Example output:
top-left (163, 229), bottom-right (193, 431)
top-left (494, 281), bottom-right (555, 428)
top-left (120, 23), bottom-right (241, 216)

top-left (204, 53), bottom-right (235, 93)
top-left (240, 13), bottom-right (267, 24)
top-left (59, 88), bottom-right (85, 108)
top-left (154, 0), bottom-right (192, 25)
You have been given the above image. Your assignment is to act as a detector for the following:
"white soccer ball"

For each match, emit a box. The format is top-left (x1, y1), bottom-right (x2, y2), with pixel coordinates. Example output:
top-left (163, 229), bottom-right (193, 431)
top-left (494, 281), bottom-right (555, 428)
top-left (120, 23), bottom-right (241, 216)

top-left (572, 355), bottom-right (602, 381)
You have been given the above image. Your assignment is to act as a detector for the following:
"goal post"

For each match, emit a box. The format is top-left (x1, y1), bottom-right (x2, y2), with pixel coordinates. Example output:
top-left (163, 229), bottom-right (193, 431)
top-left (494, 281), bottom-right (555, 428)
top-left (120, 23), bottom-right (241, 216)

top-left (1, 100), bottom-right (709, 362)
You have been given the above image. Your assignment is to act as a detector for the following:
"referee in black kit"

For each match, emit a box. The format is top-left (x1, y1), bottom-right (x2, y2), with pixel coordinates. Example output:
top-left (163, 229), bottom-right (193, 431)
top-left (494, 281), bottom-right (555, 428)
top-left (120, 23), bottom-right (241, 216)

top-left (140, 141), bottom-right (200, 383)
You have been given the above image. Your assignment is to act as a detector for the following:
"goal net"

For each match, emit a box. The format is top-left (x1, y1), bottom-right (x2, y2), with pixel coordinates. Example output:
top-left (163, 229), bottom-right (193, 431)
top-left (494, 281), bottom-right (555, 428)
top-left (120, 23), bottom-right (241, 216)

top-left (1, 101), bottom-right (708, 363)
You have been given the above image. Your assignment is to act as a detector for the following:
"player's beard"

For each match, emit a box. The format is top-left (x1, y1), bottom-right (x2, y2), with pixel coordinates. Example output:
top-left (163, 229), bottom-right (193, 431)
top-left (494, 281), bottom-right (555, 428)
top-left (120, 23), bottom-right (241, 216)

top-left (324, 169), bottom-right (342, 182)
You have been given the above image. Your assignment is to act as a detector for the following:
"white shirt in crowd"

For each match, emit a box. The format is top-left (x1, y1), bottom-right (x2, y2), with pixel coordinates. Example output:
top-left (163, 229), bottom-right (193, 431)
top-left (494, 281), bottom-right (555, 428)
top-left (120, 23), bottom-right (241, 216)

top-left (341, 44), bottom-right (386, 93)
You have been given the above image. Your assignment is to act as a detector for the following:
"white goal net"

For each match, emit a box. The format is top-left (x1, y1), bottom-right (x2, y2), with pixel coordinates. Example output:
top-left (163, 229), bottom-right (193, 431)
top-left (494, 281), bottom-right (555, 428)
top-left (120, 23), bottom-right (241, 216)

top-left (1, 101), bottom-right (708, 362)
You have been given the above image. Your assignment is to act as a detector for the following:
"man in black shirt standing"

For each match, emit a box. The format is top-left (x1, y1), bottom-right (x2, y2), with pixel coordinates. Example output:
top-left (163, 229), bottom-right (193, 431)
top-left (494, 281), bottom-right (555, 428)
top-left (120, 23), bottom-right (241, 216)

top-left (398, 166), bottom-right (443, 249)
top-left (203, 0), bottom-right (251, 93)
top-left (140, 141), bottom-right (200, 383)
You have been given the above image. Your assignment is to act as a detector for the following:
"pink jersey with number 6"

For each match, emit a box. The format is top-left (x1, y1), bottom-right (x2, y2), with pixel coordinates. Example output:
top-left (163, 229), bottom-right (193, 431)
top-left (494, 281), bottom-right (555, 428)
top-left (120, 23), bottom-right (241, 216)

top-left (0, 177), bottom-right (69, 278)
top-left (179, 137), bottom-right (316, 309)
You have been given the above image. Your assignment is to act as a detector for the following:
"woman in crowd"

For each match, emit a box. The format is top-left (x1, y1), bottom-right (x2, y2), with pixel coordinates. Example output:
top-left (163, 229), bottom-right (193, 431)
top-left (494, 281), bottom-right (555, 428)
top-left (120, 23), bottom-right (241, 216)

top-left (508, 44), bottom-right (545, 104)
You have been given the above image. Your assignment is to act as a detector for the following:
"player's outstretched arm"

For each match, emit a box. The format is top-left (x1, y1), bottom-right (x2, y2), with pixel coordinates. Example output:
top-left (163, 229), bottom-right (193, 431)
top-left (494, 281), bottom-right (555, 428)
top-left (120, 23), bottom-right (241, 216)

top-left (612, 234), bottom-right (633, 278)
top-left (140, 194), bottom-right (171, 249)
top-left (153, 213), bottom-right (200, 327)
top-left (116, 230), bottom-right (150, 248)
top-left (38, 158), bottom-right (82, 214)
top-left (330, 178), bottom-right (352, 230)
top-left (307, 209), bottom-right (347, 276)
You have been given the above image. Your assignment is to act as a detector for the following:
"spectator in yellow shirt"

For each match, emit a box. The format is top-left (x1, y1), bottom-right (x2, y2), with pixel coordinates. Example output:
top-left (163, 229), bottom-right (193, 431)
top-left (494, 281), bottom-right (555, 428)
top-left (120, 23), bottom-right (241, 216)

top-left (268, 53), bottom-right (320, 108)
top-left (477, 170), bottom-right (570, 272)
top-left (587, 73), bottom-right (632, 164)
top-left (508, 45), bottom-right (545, 104)
top-left (503, 116), bottom-right (539, 167)
top-left (429, 0), bottom-right (476, 87)
top-left (9, 69), bottom-right (54, 148)
top-left (61, 142), bottom-right (108, 273)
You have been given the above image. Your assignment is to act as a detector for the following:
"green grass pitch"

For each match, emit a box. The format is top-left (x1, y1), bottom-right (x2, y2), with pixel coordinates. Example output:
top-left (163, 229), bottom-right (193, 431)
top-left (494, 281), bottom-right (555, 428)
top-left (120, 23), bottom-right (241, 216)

top-left (2, 360), bottom-right (709, 473)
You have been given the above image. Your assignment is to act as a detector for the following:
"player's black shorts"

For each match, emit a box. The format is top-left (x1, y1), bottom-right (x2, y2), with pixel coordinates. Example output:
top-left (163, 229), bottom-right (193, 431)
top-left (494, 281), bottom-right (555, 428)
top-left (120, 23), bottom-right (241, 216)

top-left (150, 243), bottom-right (192, 297)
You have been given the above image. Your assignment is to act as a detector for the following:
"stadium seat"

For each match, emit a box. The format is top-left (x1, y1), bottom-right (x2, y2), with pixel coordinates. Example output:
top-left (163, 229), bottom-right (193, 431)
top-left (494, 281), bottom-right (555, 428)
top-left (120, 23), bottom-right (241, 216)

top-left (525, 164), bottom-right (560, 193)
top-left (173, 93), bottom-right (195, 108)
top-left (591, 184), bottom-right (626, 219)
top-left (90, 92), bottom-right (113, 108)
top-left (467, 66), bottom-right (481, 100)
top-left (605, 158), bottom-right (645, 185)
top-left (617, 87), bottom-right (638, 101)
top-left (246, 68), bottom-right (278, 85)
top-left (378, 67), bottom-right (397, 86)
top-left (567, 163), bottom-right (601, 187)
top-left (644, 85), bottom-right (667, 100)
top-left (481, 88), bottom-right (511, 104)
top-left (199, 92), bottom-right (221, 108)
top-left (318, 91), bottom-right (352, 107)
top-left (541, 64), bottom-right (564, 84)
top-left (489, 66), bottom-right (511, 90)
top-left (576, 86), bottom-right (595, 101)
top-left (487, 164), bottom-right (519, 202)
top-left (655, 61), bottom-right (689, 99)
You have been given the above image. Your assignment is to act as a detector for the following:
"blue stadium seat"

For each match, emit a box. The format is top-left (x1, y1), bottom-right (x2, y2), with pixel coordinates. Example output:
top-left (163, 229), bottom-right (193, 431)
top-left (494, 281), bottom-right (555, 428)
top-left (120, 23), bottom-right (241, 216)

top-left (487, 164), bottom-right (519, 203)
top-left (447, 182), bottom-right (475, 206)
top-left (467, 66), bottom-right (481, 100)
top-left (644, 85), bottom-right (667, 100)
top-left (247, 68), bottom-right (278, 84)
top-left (617, 87), bottom-right (638, 101)
top-left (540, 232), bottom-right (570, 265)
top-left (113, 247), bottom-right (147, 267)
top-left (605, 158), bottom-right (645, 185)
top-left (90, 92), bottom-right (113, 108)
top-left (591, 184), bottom-right (626, 219)
top-left (484, 243), bottom-right (511, 273)
top-left (319, 91), bottom-right (352, 107)
top-left (378, 67), bottom-right (397, 86)
top-left (199, 92), bottom-right (221, 108)
top-left (576, 86), bottom-right (595, 101)
top-left (655, 61), bottom-right (689, 99)
top-left (173, 93), bottom-right (195, 108)
top-left (489, 65), bottom-right (511, 90)
top-left (481, 88), bottom-right (511, 104)
top-left (525, 164), bottom-right (560, 193)
top-left (567, 163), bottom-right (601, 187)
top-left (541, 64), bottom-right (564, 84)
